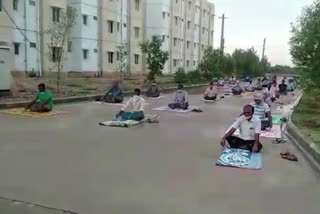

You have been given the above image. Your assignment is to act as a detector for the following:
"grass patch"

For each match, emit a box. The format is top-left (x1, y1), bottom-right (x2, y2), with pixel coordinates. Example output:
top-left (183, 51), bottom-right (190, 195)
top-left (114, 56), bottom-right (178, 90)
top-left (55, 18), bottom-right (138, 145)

top-left (292, 93), bottom-right (320, 147)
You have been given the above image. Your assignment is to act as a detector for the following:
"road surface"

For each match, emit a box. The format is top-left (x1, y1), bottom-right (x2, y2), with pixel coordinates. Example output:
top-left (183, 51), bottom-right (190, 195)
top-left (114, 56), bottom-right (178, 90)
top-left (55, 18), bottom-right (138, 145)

top-left (0, 91), bottom-right (319, 214)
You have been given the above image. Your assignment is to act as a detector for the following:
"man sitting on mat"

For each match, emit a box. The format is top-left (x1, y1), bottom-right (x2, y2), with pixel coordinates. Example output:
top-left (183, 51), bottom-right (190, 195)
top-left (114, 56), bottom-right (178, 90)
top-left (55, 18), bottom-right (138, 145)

top-left (100, 80), bottom-right (124, 103)
top-left (269, 81), bottom-right (279, 102)
top-left (168, 84), bottom-right (189, 110)
top-left (245, 80), bottom-right (255, 92)
top-left (115, 88), bottom-right (145, 121)
top-left (146, 81), bottom-right (160, 98)
top-left (203, 82), bottom-right (218, 100)
top-left (25, 83), bottom-right (53, 112)
top-left (278, 79), bottom-right (288, 95)
top-left (232, 81), bottom-right (243, 95)
top-left (250, 91), bottom-right (273, 130)
top-left (220, 104), bottom-right (262, 153)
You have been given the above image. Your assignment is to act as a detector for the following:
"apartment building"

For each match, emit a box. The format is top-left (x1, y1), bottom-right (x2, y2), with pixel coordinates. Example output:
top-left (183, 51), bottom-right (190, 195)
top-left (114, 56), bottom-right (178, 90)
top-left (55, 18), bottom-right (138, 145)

top-left (0, 0), bottom-right (13, 45)
top-left (146, 0), bottom-right (215, 74)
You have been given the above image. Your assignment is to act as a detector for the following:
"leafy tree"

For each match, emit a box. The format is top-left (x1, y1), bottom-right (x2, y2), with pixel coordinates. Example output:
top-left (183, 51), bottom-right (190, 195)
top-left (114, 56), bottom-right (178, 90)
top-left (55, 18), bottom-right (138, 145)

top-left (46, 6), bottom-right (77, 92)
top-left (116, 42), bottom-right (128, 80)
top-left (290, 0), bottom-right (320, 90)
top-left (221, 54), bottom-right (235, 77)
top-left (198, 47), bottom-right (223, 80)
top-left (269, 65), bottom-right (296, 74)
top-left (140, 36), bottom-right (169, 81)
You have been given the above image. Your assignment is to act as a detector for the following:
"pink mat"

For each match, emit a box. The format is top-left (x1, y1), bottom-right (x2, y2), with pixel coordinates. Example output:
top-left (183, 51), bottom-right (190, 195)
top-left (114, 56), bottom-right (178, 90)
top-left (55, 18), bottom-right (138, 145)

top-left (234, 125), bottom-right (281, 139)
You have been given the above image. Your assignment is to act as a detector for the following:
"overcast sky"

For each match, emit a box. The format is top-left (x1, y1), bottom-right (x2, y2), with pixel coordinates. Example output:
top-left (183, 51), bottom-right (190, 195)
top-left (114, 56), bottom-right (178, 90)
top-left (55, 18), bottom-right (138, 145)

top-left (210, 0), bottom-right (315, 66)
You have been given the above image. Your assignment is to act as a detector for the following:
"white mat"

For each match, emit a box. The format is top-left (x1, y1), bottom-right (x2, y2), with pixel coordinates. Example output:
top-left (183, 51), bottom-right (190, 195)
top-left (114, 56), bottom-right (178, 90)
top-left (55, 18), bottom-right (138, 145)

top-left (147, 96), bottom-right (166, 100)
top-left (152, 106), bottom-right (200, 113)
top-left (234, 125), bottom-right (281, 139)
top-left (93, 101), bottom-right (125, 106)
top-left (201, 99), bottom-right (216, 103)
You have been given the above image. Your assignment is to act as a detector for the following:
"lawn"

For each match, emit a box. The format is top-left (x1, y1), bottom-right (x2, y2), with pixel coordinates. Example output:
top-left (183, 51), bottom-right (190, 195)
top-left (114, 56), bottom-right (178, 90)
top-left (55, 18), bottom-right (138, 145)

top-left (292, 92), bottom-right (320, 147)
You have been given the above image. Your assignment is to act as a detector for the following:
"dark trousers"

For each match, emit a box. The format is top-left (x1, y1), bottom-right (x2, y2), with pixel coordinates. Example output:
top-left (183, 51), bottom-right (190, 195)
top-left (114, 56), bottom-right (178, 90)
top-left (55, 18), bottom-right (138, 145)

top-left (261, 120), bottom-right (271, 130)
top-left (168, 102), bottom-right (189, 110)
top-left (146, 92), bottom-right (160, 98)
top-left (226, 136), bottom-right (262, 152)
top-left (104, 94), bottom-right (124, 103)
top-left (232, 89), bottom-right (243, 95)
top-left (204, 96), bottom-right (217, 101)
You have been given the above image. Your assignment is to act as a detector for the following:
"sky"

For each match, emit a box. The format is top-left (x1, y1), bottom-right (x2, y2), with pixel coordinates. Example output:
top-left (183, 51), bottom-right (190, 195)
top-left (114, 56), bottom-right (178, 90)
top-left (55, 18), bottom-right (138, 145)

top-left (210, 0), bottom-right (315, 66)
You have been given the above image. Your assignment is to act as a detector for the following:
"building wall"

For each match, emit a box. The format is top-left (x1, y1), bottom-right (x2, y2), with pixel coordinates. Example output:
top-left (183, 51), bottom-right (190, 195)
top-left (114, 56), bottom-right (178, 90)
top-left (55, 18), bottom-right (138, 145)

top-left (0, 0), bottom-right (13, 44)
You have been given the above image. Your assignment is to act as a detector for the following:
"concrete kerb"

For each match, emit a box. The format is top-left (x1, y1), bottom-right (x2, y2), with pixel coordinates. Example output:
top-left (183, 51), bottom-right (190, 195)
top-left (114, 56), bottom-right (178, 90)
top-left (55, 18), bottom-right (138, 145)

top-left (283, 91), bottom-right (320, 173)
top-left (0, 83), bottom-right (208, 110)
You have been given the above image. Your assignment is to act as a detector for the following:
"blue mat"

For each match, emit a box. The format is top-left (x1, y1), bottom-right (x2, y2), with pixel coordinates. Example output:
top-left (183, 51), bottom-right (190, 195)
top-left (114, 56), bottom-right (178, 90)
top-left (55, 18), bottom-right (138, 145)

top-left (216, 148), bottom-right (262, 169)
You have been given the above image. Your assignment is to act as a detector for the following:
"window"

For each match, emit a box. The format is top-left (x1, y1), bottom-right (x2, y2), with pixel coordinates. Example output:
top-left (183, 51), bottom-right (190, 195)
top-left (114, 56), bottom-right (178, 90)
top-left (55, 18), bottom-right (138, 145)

top-left (30, 42), bottom-right (36, 48)
top-left (187, 21), bottom-right (191, 29)
top-left (29, 0), bottom-right (35, 6)
top-left (108, 52), bottom-right (114, 63)
top-left (94, 49), bottom-right (98, 53)
top-left (68, 41), bottom-right (72, 52)
top-left (134, 27), bottom-right (140, 38)
top-left (202, 45), bottom-right (204, 50)
top-left (174, 38), bottom-right (177, 46)
top-left (107, 20), bottom-right (114, 33)
top-left (0, 0), bottom-right (2, 11)
top-left (83, 15), bottom-right (88, 25)
top-left (173, 59), bottom-right (177, 67)
top-left (162, 12), bottom-right (166, 19)
top-left (51, 47), bottom-right (61, 62)
top-left (93, 16), bottom-right (97, 20)
top-left (187, 41), bottom-right (190, 48)
top-left (117, 52), bottom-right (120, 61)
top-left (135, 0), bottom-right (140, 11)
top-left (203, 27), bottom-right (205, 34)
top-left (194, 43), bottom-right (196, 48)
top-left (194, 61), bottom-right (196, 66)
top-left (13, 0), bottom-right (18, 11)
top-left (134, 54), bottom-right (139, 64)
top-left (176, 0), bottom-right (178, 3)
top-left (117, 22), bottom-right (120, 32)
top-left (52, 7), bottom-right (60, 23)
top-left (123, 23), bottom-right (127, 27)
top-left (187, 60), bottom-right (189, 67)
top-left (175, 16), bottom-right (178, 25)
top-left (83, 49), bottom-right (88, 59)
top-left (162, 35), bottom-right (165, 42)
top-left (188, 1), bottom-right (191, 9)
top-left (14, 43), bottom-right (20, 55)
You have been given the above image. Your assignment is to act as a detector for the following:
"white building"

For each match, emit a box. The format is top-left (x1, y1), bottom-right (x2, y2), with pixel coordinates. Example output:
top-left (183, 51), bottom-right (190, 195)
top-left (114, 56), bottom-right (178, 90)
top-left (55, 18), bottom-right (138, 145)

top-left (146, 0), bottom-right (215, 74)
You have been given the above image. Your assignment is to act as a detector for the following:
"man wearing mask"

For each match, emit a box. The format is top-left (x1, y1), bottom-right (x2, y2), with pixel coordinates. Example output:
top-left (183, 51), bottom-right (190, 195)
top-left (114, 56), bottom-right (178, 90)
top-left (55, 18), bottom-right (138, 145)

top-left (168, 84), bottom-right (189, 110)
top-left (115, 88), bottom-right (145, 121)
top-left (220, 104), bottom-right (262, 153)
top-left (203, 82), bottom-right (218, 100)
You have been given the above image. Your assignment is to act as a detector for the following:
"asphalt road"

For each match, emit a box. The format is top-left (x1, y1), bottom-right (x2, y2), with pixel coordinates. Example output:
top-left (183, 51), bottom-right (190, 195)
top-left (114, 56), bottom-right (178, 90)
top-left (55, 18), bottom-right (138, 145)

top-left (0, 91), bottom-right (319, 214)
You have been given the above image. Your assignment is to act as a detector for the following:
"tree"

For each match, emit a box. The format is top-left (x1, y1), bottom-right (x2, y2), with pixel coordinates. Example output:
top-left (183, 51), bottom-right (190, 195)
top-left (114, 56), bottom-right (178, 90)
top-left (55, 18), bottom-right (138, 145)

top-left (221, 54), bottom-right (235, 77)
top-left (46, 6), bottom-right (77, 92)
top-left (198, 47), bottom-right (223, 80)
top-left (290, 0), bottom-right (320, 90)
top-left (116, 42), bottom-right (128, 80)
top-left (140, 36), bottom-right (169, 81)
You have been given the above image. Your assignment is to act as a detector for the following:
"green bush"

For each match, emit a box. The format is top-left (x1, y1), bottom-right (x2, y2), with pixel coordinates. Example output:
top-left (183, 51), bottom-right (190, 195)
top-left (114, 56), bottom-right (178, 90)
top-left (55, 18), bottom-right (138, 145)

top-left (174, 68), bottom-right (188, 84)
top-left (26, 70), bottom-right (38, 78)
top-left (186, 69), bottom-right (202, 82)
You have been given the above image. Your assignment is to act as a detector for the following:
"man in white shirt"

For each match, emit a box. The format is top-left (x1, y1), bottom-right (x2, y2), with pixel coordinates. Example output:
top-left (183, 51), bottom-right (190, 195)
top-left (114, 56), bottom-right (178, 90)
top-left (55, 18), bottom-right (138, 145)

top-left (116, 88), bottom-right (145, 121)
top-left (220, 105), bottom-right (262, 153)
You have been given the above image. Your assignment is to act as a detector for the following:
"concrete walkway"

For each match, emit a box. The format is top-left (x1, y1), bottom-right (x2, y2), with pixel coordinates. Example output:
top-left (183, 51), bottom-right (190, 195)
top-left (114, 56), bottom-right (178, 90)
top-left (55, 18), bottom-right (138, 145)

top-left (0, 93), bottom-right (319, 214)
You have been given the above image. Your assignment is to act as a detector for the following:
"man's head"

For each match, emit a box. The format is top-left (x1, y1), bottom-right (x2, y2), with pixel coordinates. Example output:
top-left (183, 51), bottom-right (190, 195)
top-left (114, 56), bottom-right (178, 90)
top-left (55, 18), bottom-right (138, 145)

top-left (38, 83), bottom-right (46, 92)
top-left (152, 81), bottom-right (157, 86)
top-left (258, 78), bottom-right (261, 82)
top-left (253, 91), bottom-right (263, 105)
top-left (282, 80), bottom-right (285, 84)
top-left (112, 80), bottom-right (119, 87)
top-left (178, 84), bottom-right (183, 90)
top-left (243, 104), bottom-right (254, 120)
top-left (134, 88), bottom-right (141, 96)
top-left (209, 82), bottom-right (214, 88)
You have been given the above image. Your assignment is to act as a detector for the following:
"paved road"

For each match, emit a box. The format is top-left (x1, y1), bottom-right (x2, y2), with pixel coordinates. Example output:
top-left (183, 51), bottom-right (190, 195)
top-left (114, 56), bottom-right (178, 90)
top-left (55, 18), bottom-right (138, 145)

top-left (0, 92), bottom-right (319, 214)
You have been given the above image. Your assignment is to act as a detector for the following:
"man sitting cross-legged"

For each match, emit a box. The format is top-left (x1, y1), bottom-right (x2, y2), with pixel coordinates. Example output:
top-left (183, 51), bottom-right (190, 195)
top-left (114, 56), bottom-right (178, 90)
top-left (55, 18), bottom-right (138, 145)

top-left (25, 83), bottom-right (53, 112)
top-left (203, 82), bottom-right (218, 101)
top-left (99, 80), bottom-right (124, 103)
top-left (250, 91), bottom-right (273, 130)
top-left (115, 88), bottom-right (145, 121)
top-left (220, 104), bottom-right (263, 153)
top-left (168, 84), bottom-right (189, 110)
top-left (146, 81), bottom-right (161, 98)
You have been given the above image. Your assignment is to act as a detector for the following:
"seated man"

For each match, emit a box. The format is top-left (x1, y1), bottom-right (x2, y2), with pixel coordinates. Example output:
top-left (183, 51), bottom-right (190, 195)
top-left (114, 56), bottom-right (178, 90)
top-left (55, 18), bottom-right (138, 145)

top-left (100, 81), bottom-right (123, 103)
top-left (25, 83), bottom-right (53, 112)
top-left (168, 84), bottom-right (189, 110)
top-left (232, 81), bottom-right (243, 95)
top-left (287, 79), bottom-right (295, 92)
top-left (229, 76), bottom-right (236, 85)
top-left (115, 88), bottom-right (145, 121)
top-left (278, 80), bottom-right (288, 95)
top-left (203, 82), bottom-right (218, 100)
top-left (220, 104), bottom-right (262, 153)
top-left (146, 82), bottom-right (160, 98)
top-left (217, 78), bottom-right (225, 87)
top-left (245, 80), bottom-right (255, 92)
top-left (269, 81), bottom-right (279, 102)
top-left (250, 91), bottom-right (272, 130)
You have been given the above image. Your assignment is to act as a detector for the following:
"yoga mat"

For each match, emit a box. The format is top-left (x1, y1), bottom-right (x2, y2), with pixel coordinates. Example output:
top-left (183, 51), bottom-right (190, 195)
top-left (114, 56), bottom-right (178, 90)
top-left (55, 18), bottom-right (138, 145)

top-left (216, 148), bottom-right (262, 169)
top-left (152, 106), bottom-right (200, 113)
top-left (147, 96), bottom-right (166, 100)
top-left (1, 108), bottom-right (68, 118)
top-left (93, 102), bottom-right (125, 106)
top-left (234, 125), bottom-right (282, 139)
top-left (201, 99), bottom-right (216, 103)
top-left (272, 115), bottom-right (283, 125)
top-left (99, 115), bottom-right (158, 128)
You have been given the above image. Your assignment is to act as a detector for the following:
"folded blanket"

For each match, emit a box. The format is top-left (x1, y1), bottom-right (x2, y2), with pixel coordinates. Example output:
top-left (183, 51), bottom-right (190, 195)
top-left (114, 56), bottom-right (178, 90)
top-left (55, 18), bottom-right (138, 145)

top-left (216, 148), bottom-right (262, 169)
top-left (99, 115), bottom-right (159, 128)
